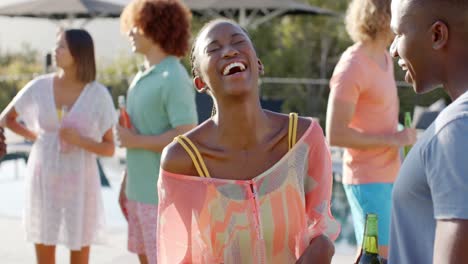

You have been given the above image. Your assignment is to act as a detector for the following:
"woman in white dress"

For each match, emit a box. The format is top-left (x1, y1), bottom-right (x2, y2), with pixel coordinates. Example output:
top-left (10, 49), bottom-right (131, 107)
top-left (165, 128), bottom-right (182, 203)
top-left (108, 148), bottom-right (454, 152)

top-left (0, 29), bottom-right (116, 264)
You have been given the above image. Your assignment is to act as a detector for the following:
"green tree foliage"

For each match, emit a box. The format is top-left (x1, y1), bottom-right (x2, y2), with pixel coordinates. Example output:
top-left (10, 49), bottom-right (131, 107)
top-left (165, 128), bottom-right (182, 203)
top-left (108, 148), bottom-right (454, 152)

top-left (98, 53), bottom-right (141, 103)
top-left (0, 44), bottom-right (42, 110)
top-left (246, 0), bottom-right (448, 124)
top-left (0, 1), bottom-right (450, 122)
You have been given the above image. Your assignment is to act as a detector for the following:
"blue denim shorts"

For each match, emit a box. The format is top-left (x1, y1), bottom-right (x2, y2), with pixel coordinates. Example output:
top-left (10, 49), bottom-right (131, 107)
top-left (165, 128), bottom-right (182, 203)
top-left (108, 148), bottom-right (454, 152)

top-left (343, 183), bottom-right (393, 246)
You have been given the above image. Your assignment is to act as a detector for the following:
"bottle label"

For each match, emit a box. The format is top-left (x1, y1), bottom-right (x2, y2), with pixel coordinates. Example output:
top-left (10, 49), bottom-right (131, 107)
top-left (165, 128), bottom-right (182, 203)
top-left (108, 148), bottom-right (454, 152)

top-left (362, 214), bottom-right (379, 254)
top-left (363, 236), bottom-right (379, 254)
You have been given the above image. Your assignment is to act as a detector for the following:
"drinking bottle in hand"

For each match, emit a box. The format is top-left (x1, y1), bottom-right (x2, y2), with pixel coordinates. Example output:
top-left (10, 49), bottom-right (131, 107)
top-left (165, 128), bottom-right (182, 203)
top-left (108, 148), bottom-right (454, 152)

top-left (118, 95), bottom-right (132, 129)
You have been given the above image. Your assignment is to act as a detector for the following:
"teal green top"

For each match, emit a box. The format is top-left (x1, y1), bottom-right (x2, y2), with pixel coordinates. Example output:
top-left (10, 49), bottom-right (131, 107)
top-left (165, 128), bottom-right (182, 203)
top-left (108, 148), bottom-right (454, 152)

top-left (126, 56), bottom-right (198, 204)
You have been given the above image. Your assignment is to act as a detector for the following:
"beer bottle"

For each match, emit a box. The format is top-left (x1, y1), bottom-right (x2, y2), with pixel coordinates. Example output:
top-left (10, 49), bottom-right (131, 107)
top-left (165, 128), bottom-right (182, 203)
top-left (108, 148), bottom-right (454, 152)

top-left (403, 112), bottom-right (412, 157)
top-left (118, 95), bottom-right (132, 129)
top-left (357, 213), bottom-right (382, 264)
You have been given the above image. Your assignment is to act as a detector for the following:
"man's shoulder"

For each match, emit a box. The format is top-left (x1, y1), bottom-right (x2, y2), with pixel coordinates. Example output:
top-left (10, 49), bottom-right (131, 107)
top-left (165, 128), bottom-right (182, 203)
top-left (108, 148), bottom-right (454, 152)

top-left (417, 95), bottom-right (468, 158)
top-left (432, 94), bottom-right (468, 135)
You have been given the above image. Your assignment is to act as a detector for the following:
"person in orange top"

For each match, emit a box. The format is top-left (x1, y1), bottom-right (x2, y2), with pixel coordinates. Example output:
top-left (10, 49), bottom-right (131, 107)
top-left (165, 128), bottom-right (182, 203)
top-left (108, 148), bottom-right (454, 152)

top-left (158, 19), bottom-right (340, 263)
top-left (326, 0), bottom-right (417, 260)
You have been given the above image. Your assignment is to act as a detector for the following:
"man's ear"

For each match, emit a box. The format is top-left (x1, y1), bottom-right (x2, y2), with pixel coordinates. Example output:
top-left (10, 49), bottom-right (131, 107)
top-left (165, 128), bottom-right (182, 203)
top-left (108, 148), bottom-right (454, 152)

top-left (431, 20), bottom-right (449, 50)
top-left (194, 76), bottom-right (208, 93)
top-left (257, 59), bottom-right (264, 75)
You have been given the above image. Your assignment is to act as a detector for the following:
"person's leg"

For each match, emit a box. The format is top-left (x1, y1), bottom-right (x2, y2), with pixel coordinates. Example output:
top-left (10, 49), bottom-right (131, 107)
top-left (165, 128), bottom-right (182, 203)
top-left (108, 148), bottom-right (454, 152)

top-left (137, 254), bottom-right (149, 264)
top-left (139, 202), bottom-right (158, 264)
top-left (127, 199), bottom-right (147, 263)
top-left (35, 244), bottom-right (56, 264)
top-left (343, 184), bottom-right (366, 261)
top-left (70, 246), bottom-right (90, 264)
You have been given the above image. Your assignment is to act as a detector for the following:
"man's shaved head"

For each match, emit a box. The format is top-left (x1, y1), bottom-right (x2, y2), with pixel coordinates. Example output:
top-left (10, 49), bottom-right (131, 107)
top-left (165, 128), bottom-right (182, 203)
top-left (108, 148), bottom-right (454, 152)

top-left (390, 0), bottom-right (468, 98)
top-left (412, 0), bottom-right (468, 10)
top-left (409, 0), bottom-right (468, 26)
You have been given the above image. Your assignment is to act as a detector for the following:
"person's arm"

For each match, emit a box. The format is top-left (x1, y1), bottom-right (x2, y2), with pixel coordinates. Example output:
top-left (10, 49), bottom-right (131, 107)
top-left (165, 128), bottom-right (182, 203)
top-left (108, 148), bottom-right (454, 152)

top-left (60, 84), bottom-right (116, 157)
top-left (326, 96), bottom-right (416, 149)
top-left (296, 129), bottom-right (336, 263)
top-left (0, 107), bottom-right (37, 141)
top-left (0, 79), bottom-right (39, 141)
top-left (118, 170), bottom-right (128, 221)
top-left (426, 117), bottom-right (468, 264)
top-left (326, 53), bottom-right (416, 149)
top-left (158, 139), bottom-right (207, 261)
top-left (119, 71), bottom-right (198, 152)
top-left (60, 127), bottom-right (115, 156)
top-left (298, 120), bottom-right (340, 263)
top-left (433, 219), bottom-right (468, 263)
top-left (117, 124), bottom-right (196, 152)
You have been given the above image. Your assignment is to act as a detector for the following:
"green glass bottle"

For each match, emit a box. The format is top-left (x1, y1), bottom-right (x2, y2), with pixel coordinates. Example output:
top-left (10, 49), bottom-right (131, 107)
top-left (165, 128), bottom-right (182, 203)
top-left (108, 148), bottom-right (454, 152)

top-left (357, 213), bottom-right (382, 264)
top-left (403, 112), bottom-right (412, 157)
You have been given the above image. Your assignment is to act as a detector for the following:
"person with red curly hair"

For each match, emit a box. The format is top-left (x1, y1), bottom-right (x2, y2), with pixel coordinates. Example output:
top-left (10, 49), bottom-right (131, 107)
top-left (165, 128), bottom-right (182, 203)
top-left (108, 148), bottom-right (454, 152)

top-left (117, 0), bottom-right (198, 263)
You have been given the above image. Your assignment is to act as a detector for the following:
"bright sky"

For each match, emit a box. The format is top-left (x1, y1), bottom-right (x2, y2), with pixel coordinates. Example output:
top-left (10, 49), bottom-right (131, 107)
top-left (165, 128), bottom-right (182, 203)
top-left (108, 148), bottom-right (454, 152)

top-left (0, 0), bottom-right (132, 62)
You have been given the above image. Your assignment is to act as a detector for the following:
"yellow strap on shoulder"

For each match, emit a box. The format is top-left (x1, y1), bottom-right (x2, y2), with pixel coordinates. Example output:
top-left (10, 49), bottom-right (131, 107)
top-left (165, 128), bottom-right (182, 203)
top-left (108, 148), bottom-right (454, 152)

top-left (174, 135), bottom-right (211, 178)
top-left (288, 113), bottom-right (298, 150)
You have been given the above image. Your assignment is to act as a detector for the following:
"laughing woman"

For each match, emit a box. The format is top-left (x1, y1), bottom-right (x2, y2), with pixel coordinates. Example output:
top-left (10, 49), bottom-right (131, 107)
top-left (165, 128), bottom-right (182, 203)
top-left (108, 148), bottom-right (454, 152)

top-left (157, 19), bottom-right (340, 264)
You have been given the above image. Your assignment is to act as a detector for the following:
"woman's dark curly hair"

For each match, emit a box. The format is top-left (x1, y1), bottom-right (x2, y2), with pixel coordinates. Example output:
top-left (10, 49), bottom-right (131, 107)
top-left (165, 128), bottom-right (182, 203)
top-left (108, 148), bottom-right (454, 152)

top-left (120, 0), bottom-right (192, 57)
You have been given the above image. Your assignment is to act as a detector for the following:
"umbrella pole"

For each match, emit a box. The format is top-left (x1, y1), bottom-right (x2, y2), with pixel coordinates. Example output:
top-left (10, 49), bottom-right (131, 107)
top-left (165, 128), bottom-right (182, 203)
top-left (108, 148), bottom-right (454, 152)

top-left (239, 8), bottom-right (247, 28)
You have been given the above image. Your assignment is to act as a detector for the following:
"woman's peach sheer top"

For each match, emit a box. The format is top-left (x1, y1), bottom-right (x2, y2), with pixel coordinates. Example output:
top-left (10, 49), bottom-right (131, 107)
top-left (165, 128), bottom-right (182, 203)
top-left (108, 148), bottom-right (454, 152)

top-left (157, 116), bottom-right (340, 263)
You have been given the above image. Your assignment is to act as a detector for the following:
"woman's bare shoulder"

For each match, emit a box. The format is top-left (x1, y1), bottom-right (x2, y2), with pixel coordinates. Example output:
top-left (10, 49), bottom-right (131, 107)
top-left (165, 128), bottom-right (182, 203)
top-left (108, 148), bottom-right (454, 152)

top-left (160, 119), bottom-right (214, 176)
top-left (264, 110), bottom-right (313, 139)
top-left (160, 140), bottom-right (194, 175)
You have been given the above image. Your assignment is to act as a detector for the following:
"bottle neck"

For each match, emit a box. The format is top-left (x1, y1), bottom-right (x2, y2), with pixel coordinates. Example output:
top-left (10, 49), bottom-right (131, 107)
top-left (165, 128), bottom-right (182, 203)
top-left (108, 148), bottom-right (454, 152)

top-left (405, 112), bottom-right (412, 127)
top-left (362, 216), bottom-right (379, 254)
top-left (118, 96), bottom-right (126, 109)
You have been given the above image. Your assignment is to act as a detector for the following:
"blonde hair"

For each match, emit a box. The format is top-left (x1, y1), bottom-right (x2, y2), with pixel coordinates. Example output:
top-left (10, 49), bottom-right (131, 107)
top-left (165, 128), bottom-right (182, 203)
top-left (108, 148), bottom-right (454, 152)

top-left (345, 0), bottom-right (393, 43)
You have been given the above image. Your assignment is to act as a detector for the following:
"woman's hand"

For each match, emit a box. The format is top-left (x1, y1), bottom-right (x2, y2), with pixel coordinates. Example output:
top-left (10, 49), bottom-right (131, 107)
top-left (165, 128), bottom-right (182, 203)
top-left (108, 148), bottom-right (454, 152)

top-left (59, 126), bottom-right (83, 146)
top-left (296, 235), bottom-right (335, 264)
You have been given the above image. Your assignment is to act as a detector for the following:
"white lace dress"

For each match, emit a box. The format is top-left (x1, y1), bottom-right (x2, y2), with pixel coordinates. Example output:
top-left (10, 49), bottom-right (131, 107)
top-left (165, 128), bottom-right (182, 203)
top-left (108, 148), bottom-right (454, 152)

top-left (11, 74), bottom-right (116, 250)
